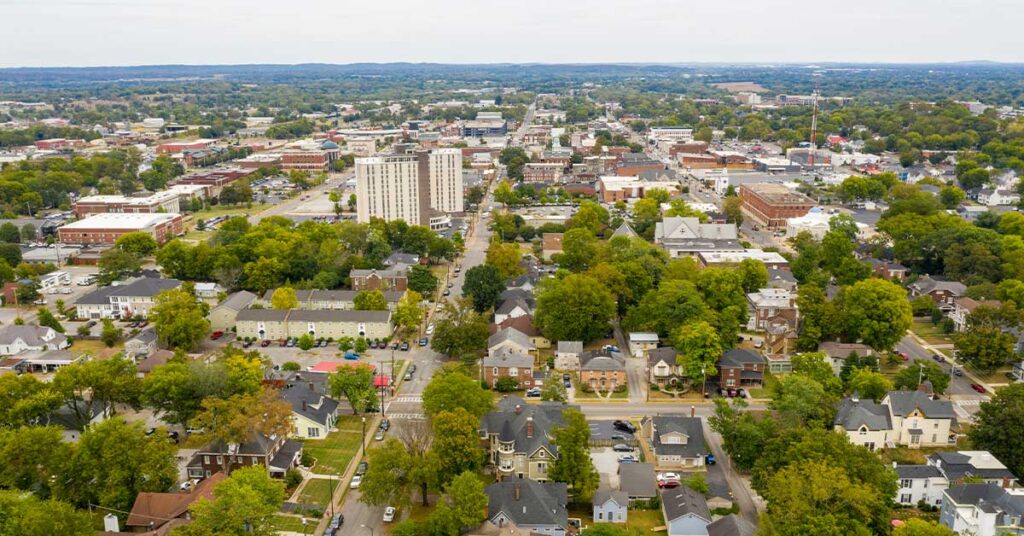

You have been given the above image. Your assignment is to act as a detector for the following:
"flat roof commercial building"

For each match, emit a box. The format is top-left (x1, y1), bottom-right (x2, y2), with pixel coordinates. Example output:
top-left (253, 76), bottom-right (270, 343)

top-left (738, 183), bottom-right (815, 229)
top-left (73, 190), bottom-right (182, 217)
top-left (58, 213), bottom-right (183, 246)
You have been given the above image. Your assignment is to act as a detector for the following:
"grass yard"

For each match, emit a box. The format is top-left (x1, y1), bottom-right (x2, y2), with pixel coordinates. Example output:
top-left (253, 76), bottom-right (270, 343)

top-left (69, 339), bottom-right (122, 359)
top-left (297, 478), bottom-right (340, 507)
top-left (194, 203), bottom-right (269, 222)
top-left (966, 365), bottom-right (1015, 385)
top-left (879, 445), bottom-right (958, 465)
top-left (301, 415), bottom-right (366, 475)
top-left (912, 320), bottom-right (954, 345)
top-left (269, 514), bottom-right (308, 532)
top-left (569, 506), bottom-right (665, 533)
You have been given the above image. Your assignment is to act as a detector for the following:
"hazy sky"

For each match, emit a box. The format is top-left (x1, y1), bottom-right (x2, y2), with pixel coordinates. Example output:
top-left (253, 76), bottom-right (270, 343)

top-left (2, 0), bottom-right (1022, 67)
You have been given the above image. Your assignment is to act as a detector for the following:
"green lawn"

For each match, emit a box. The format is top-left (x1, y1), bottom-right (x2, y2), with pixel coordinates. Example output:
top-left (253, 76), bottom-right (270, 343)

top-left (569, 506), bottom-right (664, 532)
top-left (269, 514), bottom-right (308, 532)
top-left (297, 478), bottom-right (340, 507)
top-left (912, 320), bottom-right (954, 345)
top-left (301, 415), bottom-right (366, 475)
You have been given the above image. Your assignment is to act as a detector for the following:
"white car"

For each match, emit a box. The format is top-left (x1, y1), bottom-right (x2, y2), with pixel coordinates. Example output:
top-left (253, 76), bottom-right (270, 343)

top-left (349, 475), bottom-right (362, 489)
top-left (617, 454), bottom-right (639, 463)
top-left (426, 324), bottom-right (435, 336)
top-left (657, 472), bottom-right (680, 482)
top-left (383, 506), bottom-right (396, 523)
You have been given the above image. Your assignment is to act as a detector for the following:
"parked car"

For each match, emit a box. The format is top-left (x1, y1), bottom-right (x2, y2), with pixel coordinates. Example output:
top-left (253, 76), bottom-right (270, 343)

top-left (391, 342), bottom-right (399, 350)
top-left (426, 324), bottom-right (435, 335)
top-left (971, 383), bottom-right (987, 394)
top-left (356, 461), bottom-right (368, 476)
top-left (379, 419), bottom-right (390, 431)
top-left (241, 340), bottom-right (253, 348)
top-left (349, 475), bottom-right (362, 489)
top-left (613, 420), bottom-right (637, 433)
top-left (408, 364), bottom-right (417, 373)
top-left (369, 340), bottom-right (378, 349)
top-left (210, 331), bottom-right (224, 340)
top-left (705, 453), bottom-right (717, 465)
top-left (419, 337), bottom-right (428, 346)
top-left (525, 387), bottom-right (541, 397)
top-left (610, 433), bottom-right (626, 440)
top-left (443, 289), bottom-right (451, 296)
top-left (260, 340), bottom-right (271, 347)
top-left (658, 479), bottom-right (681, 489)
top-left (612, 444), bottom-right (633, 453)
top-left (374, 429), bottom-right (385, 441)
top-left (383, 507), bottom-right (396, 523)
top-left (932, 354), bottom-right (945, 362)
top-left (344, 351), bottom-right (360, 360)
top-left (400, 342), bottom-right (410, 351)
top-left (657, 472), bottom-right (680, 481)
top-left (404, 371), bottom-right (414, 381)
top-left (953, 367), bottom-right (963, 377)
top-left (286, 338), bottom-right (296, 347)
top-left (617, 454), bottom-right (639, 463)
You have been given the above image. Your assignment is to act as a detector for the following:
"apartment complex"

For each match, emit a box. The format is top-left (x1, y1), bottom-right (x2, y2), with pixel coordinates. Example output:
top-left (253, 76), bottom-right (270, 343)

top-left (738, 183), bottom-right (816, 229)
top-left (58, 212), bottom-right (183, 245)
top-left (355, 149), bottom-right (463, 225)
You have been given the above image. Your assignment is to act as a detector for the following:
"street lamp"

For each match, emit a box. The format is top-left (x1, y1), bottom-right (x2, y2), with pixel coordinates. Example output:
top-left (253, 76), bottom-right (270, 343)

top-left (301, 518), bottom-right (308, 536)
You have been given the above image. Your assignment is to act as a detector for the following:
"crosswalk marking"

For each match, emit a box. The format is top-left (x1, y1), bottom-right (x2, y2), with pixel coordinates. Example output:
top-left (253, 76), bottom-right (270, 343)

top-left (387, 413), bottom-right (426, 420)
top-left (393, 395), bottom-right (422, 403)
top-left (955, 399), bottom-right (987, 406)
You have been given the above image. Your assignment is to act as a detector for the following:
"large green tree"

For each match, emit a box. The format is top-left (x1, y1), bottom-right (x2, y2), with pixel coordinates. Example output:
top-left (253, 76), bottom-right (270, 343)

top-left (760, 460), bottom-right (884, 536)
top-left (52, 357), bottom-right (141, 430)
top-left (422, 369), bottom-right (493, 420)
top-left (672, 320), bottom-right (721, 386)
top-left (430, 298), bottom-right (490, 361)
top-left (151, 287), bottom-right (211, 350)
top-left (0, 491), bottom-right (93, 536)
top-left (841, 278), bottom-right (912, 350)
top-left (328, 363), bottom-right (378, 414)
top-left (114, 231), bottom-right (159, 257)
top-left (534, 273), bottom-right (615, 342)
top-left (892, 360), bottom-right (951, 395)
top-left (174, 466), bottom-right (285, 536)
top-left (548, 408), bottom-right (600, 502)
top-left (354, 290), bottom-right (389, 311)
top-left (408, 265), bottom-right (439, 295)
top-left (969, 384), bottom-right (1024, 478)
top-left (462, 264), bottom-right (504, 312)
top-left (431, 408), bottom-right (483, 485)
top-left (0, 374), bottom-right (60, 428)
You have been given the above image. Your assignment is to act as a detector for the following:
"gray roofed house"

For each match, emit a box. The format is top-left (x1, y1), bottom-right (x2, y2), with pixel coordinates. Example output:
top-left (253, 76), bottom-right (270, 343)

top-left (928, 451), bottom-right (1017, 485)
top-left (495, 297), bottom-right (533, 324)
top-left (661, 486), bottom-right (712, 536)
top-left (909, 275), bottom-right (967, 311)
top-left (281, 383), bottom-right (339, 439)
top-left (618, 462), bottom-right (657, 501)
top-left (236, 309), bottom-right (290, 322)
top-left (610, 222), bottom-right (639, 239)
top-left (885, 390), bottom-right (955, 420)
top-left (484, 348), bottom-right (534, 370)
top-left (643, 416), bottom-right (708, 468)
top-left (499, 288), bottom-right (535, 307)
top-left (217, 290), bottom-right (258, 311)
top-left (581, 350), bottom-right (625, 372)
top-left (488, 327), bottom-right (535, 357)
top-left (940, 483), bottom-right (1024, 534)
top-left (481, 397), bottom-right (576, 481)
top-left (258, 288), bottom-right (404, 309)
top-left (718, 348), bottom-right (765, 368)
top-left (555, 340), bottom-right (584, 370)
top-left (707, 514), bottom-right (756, 536)
top-left (75, 278), bottom-right (182, 319)
top-left (882, 390), bottom-right (956, 447)
top-left (0, 324), bottom-right (69, 355)
top-left (818, 341), bottom-right (874, 375)
top-left (834, 396), bottom-right (892, 431)
top-left (210, 290), bottom-right (258, 331)
top-left (124, 328), bottom-right (158, 358)
top-left (288, 309), bottom-right (391, 323)
top-left (895, 464), bottom-right (948, 506)
top-left (486, 479), bottom-right (568, 535)
top-left (648, 347), bottom-right (682, 386)
top-left (593, 489), bottom-right (629, 524)
top-left (654, 216), bottom-right (742, 259)
top-left (766, 268), bottom-right (798, 291)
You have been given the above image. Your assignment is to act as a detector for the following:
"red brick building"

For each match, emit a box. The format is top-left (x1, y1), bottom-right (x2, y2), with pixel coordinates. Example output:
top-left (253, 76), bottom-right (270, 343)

top-left (349, 268), bottom-right (408, 292)
top-left (738, 183), bottom-right (815, 229)
top-left (716, 348), bottom-right (767, 389)
top-left (58, 213), bottom-right (183, 245)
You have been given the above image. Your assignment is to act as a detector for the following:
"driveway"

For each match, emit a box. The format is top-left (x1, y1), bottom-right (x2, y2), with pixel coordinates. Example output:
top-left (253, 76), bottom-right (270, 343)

top-left (590, 447), bottom-right (628, 489)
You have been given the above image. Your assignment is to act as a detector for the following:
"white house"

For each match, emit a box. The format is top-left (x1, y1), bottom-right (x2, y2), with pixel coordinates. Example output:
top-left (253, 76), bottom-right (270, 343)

top-left (628, 333), bottom-right (659, 358)
top-left (0, 325), bottom-right (69, 355)
top-left (940, 484), bottom-right (1024, 536)
top-left (895, 464), bottom-right (948, 507)
top-left (593, 490), bottom-right (628, 524)
top-left (554, 341), bottom-right (583, 370)
top-left (978, 188), bottom-right (1021, 207)
top-left (282, 384), bottom-right (339, 439)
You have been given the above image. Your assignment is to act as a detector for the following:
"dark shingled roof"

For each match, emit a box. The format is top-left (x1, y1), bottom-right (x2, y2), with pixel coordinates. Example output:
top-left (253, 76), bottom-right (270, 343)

top-left (707, 514), bottom-right (757, 536)
top-left (648, 416), bottom-right (707, 459)
top-left (884, 390), bottom-right (955, 419)
top-left (834, 397), bottom-right (892, 431)
top-left (618, 462), bottom-right (657, 499)
top-left (661, 485), bottom-right (711, 524)
top-left (280, 384), bottom-right (339, 426)
top-left (718, 348), bottom-right (766, 368)
top-left (944, 483), bottom-right (1024, 517)
top-left (487, 479), bottom-right (567, 529)
top-left (481, 397), bottom-right (574, 459)
top-left (895, 465), bottom-right (943, 479)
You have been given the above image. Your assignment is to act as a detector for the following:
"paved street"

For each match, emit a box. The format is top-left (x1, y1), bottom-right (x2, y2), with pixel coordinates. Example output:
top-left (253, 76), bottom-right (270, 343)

top-left (896, 333), bottom-right (989, 419)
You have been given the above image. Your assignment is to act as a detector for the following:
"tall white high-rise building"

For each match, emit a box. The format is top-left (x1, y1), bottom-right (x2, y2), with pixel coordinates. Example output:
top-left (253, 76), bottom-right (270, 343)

top-left (355, 149), bottom-right (463, 225)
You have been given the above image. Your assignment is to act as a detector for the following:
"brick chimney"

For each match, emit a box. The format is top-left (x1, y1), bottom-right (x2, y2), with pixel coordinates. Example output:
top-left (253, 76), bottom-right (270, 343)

top-left (526, 416), bottom-right (534, 438)
top-left (301, 399), bottom-right (307, 411)
top-left (514, 483), bottom-right (520, 501)
top-left (691, 405), bottom-right (695, 418)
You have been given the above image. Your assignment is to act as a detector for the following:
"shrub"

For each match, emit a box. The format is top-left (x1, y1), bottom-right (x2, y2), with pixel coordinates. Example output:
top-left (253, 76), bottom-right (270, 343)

top-left (495, 376), bottom-right (520, 392)
top-left (649, 383), bottom-right (660, 392)
top-left (300, 451), bottom-right (315, 467)
top-left (282, 362), bottom-right (301, 372)
top-left (285, 469), bottom-right (303, 489)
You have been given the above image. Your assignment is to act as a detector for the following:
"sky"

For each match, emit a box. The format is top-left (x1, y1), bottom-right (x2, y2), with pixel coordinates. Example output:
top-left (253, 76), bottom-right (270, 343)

top-left (2, 0), bottom-right (1023, 68)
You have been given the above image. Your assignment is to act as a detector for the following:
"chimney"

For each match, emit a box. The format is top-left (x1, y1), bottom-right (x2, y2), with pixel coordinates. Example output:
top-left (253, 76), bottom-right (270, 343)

top-left (103, 514), bottom-right (120, 532)
top-left (514, 404), bottom-right (522, 415)
top-left (691, 405), bottom-right (695, 418)
top-left (526, 416), bottom-right (534, 438)
top-left (302, 400), bottom-right (307, 411)
top-left (514, 483), bottom-right (521, 501)
top-left (309, 382), bottom-right (315, 392)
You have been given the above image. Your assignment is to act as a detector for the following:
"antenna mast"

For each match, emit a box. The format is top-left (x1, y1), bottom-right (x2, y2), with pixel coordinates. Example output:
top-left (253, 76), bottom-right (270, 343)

top-left (808, 75), bottom-right (820, 168)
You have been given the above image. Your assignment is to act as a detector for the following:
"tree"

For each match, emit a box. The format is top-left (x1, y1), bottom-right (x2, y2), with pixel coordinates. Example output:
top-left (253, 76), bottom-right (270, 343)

top-left (431, 408), bottom-right (483, 485)
top-left (0, 425), bottom-right (71, 496)
top-left (36, 307), bottom-right (64, 333)
top-left (770, 374), bottom-right (837, 427)
top-left (422, 369), bottom-right (492, 419)
top-left (142, 361), bottom-right (207, 427)
top-left (842, 278), bottom-right (913, 350)
top-left (190, 391), bottom-right (291, 474)
top-left (329, 363), bottom-right (377, 414)
top-left (939, 186), bottom-right (966, 209)
top-left (355, 337), bottom-right (369, 353)
top-left (0, 374), bottom-right (61, 428)
top-left (463, 264), bottom-right (505, 312)
top-left (955, 319), bottom-right (1017, 372)
top-left (565, 200), bottom-right (609, 235)
top-left (0, 222), bottom-right (20, 243)
top-left (354, 290), bottom-right (389, 311)
top-left (893, 360), bottom-right (950, 394)
top-left (0, 491), bottom-right (93, 536)
top-left (100, 318), bottom-right (122, 347)
top-left (297, 333), bottom-right (315, 351)
top-left (495, 376), bottom-right (519, 392)
top-left (270, 286), bottom-right (298, 310)
top-left (541, 380), bottom-right (568, 402)
top-left (790, 352), bottom-right (843, 396)
top-left (428, 236), bottom-right (456, 263)
top-left (672, 320), bottom-right (721, 387)
top-left (430, 298), bottom-right (491, 361)
top-left (969, 384), bottom-right (1024, 478)
top-left (359, 438), bottom-right (419, 508)
top-left (97, 248), bottom-right (141, 284)
top-left (408, 265), bottom-right (439, 295)
top-left (558, 228), bottom-right (599, 272)
top-left (0, 243), bottom-right (22, 267)
top-left (51, 357), bottom-right (140, 430)
top-left (548, 408), bottom-right (600, 502)
top-left (684, 473), bottom-right (709, 494)
top-left (402, 225), bottom-right (435, 257)
top-left (19, 223), bottom-right (35, 243)
top-left (175, 466), bottom-right (285, 536)
top-left (723, 196), bottom-right (744, 226)
top-left (534, 274), bottom-right (615, 342)
top-left (485, 241), bottom-right (524, 280)
top-left (114, 232), bottom-right (158, 257)
top-left (435, 471), bottom-right (488, 535)
top-left (394, 290), bottom-right (424, 332)
top-left (759, 460), bottom-right (884, 536)
top-left (737, 258), bottom-right (768, 293)
top-left (65, 417), bottom-right (176, 514)
top-left (892, 519), bottom-right (956, 536)
top-left (846, 368), bottom-right (893, 401)
top-left (151, 288), bottom-right (210, 351)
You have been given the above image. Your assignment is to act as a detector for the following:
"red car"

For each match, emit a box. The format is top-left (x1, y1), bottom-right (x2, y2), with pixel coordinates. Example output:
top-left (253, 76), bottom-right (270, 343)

top-left (260, 340), bottom-right (271, 347)
top-left (658, 479), bottom-right (681, 489)
top-left (210, 331), bottom-right (224, 340)
top-left (971, 383), bottom-right (987, 394)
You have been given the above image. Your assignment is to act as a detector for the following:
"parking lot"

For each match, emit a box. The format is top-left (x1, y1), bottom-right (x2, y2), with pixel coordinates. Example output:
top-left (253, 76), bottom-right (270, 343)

top-left (587, 420), bottom-right (636, 446)
top-left (590, 445), bottom-right (642, 490)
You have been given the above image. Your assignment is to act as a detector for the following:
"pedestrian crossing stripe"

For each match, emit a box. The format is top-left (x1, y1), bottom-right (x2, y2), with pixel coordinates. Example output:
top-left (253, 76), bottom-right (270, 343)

top-left (388, 413), bottom-right (426, 420)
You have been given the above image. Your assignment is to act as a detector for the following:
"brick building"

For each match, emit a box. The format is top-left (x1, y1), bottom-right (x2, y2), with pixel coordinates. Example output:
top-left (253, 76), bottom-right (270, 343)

top-left (716, 348), bottom-right (766, 389)
top-left (738, 183), bottom-right (815, 229)
top-left (58, 213), bottom-right (183, 245)
top-left (73, 190), bottom-right (182, 217)
top-left (349, 268), bottom-right (408, 292)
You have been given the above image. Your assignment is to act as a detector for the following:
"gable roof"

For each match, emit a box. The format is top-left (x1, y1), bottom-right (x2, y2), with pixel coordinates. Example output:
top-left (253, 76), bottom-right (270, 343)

top-left (910, 275), bottom-right (966, 296)
top-left (618, 462), bottom-right (657, 498)
top-left (280, 384), bottom-right (339, 425)
top-left (647, 347), bottom-right (679, 367)
top-left (928, 451), bottom-right (1016, 481)
top-left (707, 514), bottom-right (756, 536)
top-left (129, 328), bottom-right (158, 346)
top-left (655, 216), bottom-right (738, 242)
top-left (944, 483), bottom-right (1024, 516)
top-left (610, 222), bottom-right (639, 239)
top-left (718, 348), bottom-right (766, 368)
top-left (834, 397), bottom-right (892, 431)
top-left (557, 341), bottom-right (583, 354)
top-left (492, 315), bottom-right (542, 338)
top-left (488, 327), bottom-right (536, 351)
top-left (884, 390), bottom-right (955, 419)
top-left (481, 397), bottom-right (574, 458)
top-left (112, 278), bottom-right (182, 298)
top-left (496, 297), bottom-right (533, 316)
top-left (649, 416), bottom-right (706, 458)
top-left (0, 324), bottom-right (65, 348)
top-left (661, 485), bottom-right (711, 524)
top-left (484, 347), bottom-right (534, 369)
top-left (593, 489), bottom-right (629, 508)
top-left (127, 473), bottom-right (226, 529)
top-left (215, 290), bottom-right (257, 312)
top-left (895, 464), bottom-right (943, 479)
top-left (580, 350), bottom-right (625, 371)
top-left (486, 479), bottom-right (568, 529)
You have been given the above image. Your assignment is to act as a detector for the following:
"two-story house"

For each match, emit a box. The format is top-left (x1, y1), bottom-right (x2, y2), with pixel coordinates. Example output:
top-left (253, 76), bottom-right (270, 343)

top-left (833, 394), bottom-right (893, 451)
top-left (818, 341), bottom-right (874, 376)
top-left (746, 288), bottom-right (798, 331)
top-left (716, 348), bottom-right (766, 389)
top-left (484, 349), bottom-right (535, 389)
top-left (661, 485), bottom-right (712, 536)
top-left (491, 315), bottom-right (550, 349)
top-left (909, 275), bottom-right (967, 312)
top-left (895, 464), bottom-right (948, 507)
top-left (488, 327), bottom-right (535, 358)
top-left (186, 434), bottom-right (302, 480)
top-left (928, 451), bottom-right (1018, 488)
top-left (480, 397), bottom-right (573, 481)
top-left (486, 479), bottom-right (568, 536)
top-left (554, 341), bottom-right (583, 370)
top-left (579, 350), bottom-right (626, 390)
top-left (349, 267), bottom-right (408, 292)
top-left (949, 297), bottom-right (1001, 333)
top-left (0, 324), bottom-right (69, 355)
top-left (940, 483), bottom-right (1024, 536)
top-left (641, 416), bottom-right (707, 469)
top-left (883, 390), bottom-right (955, 448)
top-left (648, 347), bottom-right (683, 387)
top-left (281, 383), bottom-right (339, 439)
top-left (494, 297), bottom-right (533, 325)
top-left (867, 258), bottom-right (909, 281)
